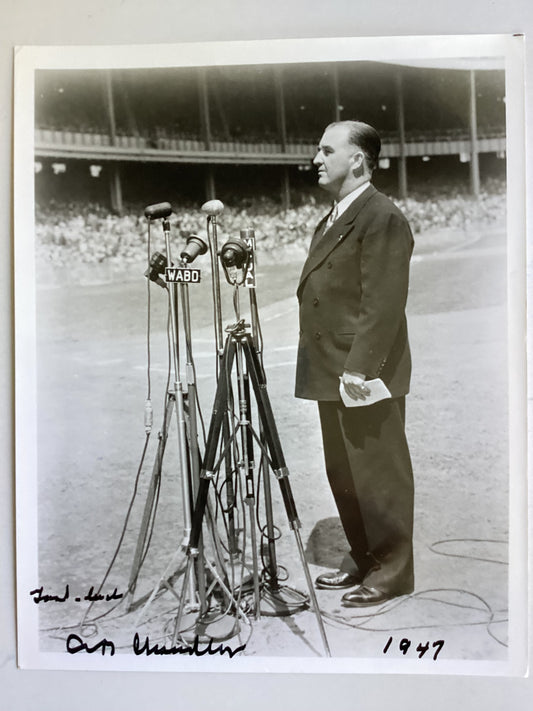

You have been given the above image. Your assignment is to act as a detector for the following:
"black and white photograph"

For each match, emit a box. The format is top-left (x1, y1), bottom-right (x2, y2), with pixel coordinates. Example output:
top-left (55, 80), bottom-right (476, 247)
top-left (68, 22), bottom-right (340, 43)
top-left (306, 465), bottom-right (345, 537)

top-left (14, 34), bottom-right (527, 675)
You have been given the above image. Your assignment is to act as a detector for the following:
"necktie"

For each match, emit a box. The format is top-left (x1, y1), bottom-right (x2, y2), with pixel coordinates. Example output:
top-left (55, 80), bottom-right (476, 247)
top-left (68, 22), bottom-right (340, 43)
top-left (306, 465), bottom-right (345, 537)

top-left (309, 202), bottom-right (339, 252)
top-left (325, 203), bottom-right (338, 230)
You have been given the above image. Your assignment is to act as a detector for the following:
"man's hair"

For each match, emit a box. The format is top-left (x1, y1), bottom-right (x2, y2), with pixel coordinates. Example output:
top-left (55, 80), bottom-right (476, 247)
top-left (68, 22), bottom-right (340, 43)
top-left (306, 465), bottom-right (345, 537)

top-left (327, 120), bottom-right (381, 173)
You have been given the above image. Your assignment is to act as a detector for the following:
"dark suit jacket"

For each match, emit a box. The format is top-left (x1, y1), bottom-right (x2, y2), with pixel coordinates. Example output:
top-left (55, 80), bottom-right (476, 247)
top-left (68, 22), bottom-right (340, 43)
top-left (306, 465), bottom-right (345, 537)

top-left (295, 185), bottom-right (414, 401)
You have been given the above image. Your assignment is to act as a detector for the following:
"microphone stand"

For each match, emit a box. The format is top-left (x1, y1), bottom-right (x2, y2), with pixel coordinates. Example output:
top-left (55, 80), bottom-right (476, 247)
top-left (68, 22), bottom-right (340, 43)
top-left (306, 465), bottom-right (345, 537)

top-left (239, 229), bottom-right (311, 616)
top-left (126, 209), bottom-right (205, 618)
top-left (173, 232), bottom-right (331, 656)
top-left (203, 200), bottom-right (240, 560)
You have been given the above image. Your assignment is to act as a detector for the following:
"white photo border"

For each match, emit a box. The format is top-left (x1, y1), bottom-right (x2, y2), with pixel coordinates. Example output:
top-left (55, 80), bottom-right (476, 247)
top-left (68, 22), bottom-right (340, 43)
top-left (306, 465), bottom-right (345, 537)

top-left (14, 33), bottom-right (528, 675)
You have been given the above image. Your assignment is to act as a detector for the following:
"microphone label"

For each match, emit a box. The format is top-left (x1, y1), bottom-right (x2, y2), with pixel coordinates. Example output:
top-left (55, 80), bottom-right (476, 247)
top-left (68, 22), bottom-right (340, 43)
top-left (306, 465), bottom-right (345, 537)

top-left (241, 233), bottom-right (256, 289)
top-left (165, 267), bottom-right (201, 283)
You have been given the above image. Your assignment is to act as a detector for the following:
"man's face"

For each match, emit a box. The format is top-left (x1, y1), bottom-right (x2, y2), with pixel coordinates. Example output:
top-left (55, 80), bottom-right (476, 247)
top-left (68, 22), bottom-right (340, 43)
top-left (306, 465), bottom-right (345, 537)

top-left (313, 124), bottom-right (363, 197)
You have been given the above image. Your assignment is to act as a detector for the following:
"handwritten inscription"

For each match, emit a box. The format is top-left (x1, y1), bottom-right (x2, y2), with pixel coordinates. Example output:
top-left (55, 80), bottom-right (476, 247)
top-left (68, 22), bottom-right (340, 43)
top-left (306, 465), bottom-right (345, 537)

top-left (29, 585), bottom-right (70, 603)
top-left (29, 586), bottom-right (123, 604)
top-left (383, 636), bottom-right (445, 660)
top-left (65, 633), bottom-right (246, 658)
top-left (67, 634), bottom-right (116, 656)
top-left (133, 633), bottom-right (246, 657)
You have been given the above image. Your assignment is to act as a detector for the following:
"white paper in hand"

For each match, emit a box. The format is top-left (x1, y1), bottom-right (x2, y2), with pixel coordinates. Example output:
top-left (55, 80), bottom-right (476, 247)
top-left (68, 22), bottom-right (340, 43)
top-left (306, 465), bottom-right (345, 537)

top-left (339, 378), bottom-right (392, 407)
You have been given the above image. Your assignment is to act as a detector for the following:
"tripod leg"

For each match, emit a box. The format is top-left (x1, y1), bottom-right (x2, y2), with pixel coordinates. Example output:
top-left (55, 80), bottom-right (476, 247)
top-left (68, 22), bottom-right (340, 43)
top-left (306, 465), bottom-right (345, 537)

top-left (183, 392), bottom-right (208, 615)
top-left (292, 527), bottom-right (331, 656)
top-left (241, 337), bottom-right (299, 526)
top-left (172, 553), bottom-right (196, 644)
top-left (173, 338), bottom-right (237, 643)
top-left (241, 335), bottom-right (331, 657)
top-left (239, 362), bottom-right (261, 618)
top-left (133, 546), bottom-right (186, 628)
top-left (126, 394), bottom-right (175, 610)
top-left (222, 412), bottom-right (240, 558)
top-left (259, 423), bottom-right (280, 585)
top-left (189, 337), bottom-right (236, 552)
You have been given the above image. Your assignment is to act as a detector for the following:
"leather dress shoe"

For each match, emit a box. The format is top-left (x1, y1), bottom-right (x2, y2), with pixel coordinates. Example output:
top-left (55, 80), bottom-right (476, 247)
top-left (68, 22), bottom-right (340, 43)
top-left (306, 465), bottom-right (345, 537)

top-left (315, 570), bottom-right (360, 590)
top-left (341, 585), bottom-right (393, 607)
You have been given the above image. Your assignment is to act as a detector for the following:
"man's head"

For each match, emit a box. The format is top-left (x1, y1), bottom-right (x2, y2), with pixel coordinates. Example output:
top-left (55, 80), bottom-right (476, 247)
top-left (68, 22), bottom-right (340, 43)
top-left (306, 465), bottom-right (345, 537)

top-left (313, 120), bottom-right (381, 200)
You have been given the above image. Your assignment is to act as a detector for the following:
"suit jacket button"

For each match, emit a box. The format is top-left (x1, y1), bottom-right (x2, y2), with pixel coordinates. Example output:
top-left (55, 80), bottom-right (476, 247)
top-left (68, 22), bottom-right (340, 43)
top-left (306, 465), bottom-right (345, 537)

top-left (313, 297), bottom-right (320, 306)
top-left (327, 262), bottom-right (333, 269)
top-left (315, 331), bottom-right (321, 340)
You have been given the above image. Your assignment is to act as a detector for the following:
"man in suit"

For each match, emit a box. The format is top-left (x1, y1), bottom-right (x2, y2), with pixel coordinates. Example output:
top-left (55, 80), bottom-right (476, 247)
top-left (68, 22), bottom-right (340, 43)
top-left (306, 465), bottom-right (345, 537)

top-left (295, 120), bottom-right (414, 606)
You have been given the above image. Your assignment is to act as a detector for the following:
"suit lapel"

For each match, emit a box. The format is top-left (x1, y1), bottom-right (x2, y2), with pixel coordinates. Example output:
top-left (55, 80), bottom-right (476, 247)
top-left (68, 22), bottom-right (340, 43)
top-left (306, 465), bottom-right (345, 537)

top-left (308, 212), bottom-right (330, 253)
top-left (298, 185), bottom-right (376, 294)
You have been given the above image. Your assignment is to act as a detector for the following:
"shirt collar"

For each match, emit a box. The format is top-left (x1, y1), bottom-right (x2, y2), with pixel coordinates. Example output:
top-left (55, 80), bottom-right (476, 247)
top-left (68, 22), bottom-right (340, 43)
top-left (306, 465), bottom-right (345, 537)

top-left (334, 181), bottom-right (371, 219)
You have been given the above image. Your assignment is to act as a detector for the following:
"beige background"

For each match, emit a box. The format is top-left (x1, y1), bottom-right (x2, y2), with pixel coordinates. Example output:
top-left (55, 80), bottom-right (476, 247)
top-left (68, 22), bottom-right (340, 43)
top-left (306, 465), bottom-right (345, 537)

top-left (2, 1), bottom-right (532, 708)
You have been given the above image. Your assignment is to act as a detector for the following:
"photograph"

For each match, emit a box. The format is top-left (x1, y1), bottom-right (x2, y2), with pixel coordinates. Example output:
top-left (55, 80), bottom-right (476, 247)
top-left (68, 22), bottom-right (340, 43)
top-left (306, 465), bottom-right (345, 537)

top-left (14, 34), bottom-right (527, 675)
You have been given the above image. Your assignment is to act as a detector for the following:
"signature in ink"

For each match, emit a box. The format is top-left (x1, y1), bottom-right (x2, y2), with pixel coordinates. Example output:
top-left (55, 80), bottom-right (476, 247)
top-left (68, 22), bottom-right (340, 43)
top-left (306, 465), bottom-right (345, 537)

top-left (66, 634), bottom-right (115, 656)
top-left (29, 585), bottom-right (70, 603)
top-left (84, 586), bottom-right (123, 602)
top-left (65, 633), bottom-right (246, 658)
top-left (132, 633), bottom-right (246, 658)
top-left (29, 585), bottom-right (123, 604)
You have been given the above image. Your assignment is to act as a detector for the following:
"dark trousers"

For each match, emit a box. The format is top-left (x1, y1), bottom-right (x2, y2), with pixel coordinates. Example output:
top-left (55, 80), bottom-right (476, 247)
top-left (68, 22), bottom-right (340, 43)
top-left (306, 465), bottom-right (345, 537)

top-left (318, 397), bottom-right (414, 595)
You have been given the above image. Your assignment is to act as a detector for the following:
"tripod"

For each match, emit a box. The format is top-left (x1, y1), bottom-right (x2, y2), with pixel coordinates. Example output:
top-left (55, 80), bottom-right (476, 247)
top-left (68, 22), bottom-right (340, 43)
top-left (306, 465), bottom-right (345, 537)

top-left (125, 209), bottom-right (230, 627)
top-left (173, 316), bottom-right (331, 656)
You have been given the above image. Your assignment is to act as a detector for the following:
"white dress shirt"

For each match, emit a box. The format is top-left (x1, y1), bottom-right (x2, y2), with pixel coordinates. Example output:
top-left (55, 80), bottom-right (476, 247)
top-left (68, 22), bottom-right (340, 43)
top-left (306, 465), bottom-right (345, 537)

top-left (328, 181), bottom-right (371, 225)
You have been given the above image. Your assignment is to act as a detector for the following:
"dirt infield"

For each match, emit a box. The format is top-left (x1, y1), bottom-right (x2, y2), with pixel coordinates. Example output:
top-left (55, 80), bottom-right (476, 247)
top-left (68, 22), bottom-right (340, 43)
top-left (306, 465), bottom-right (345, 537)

top-left (31, 224), bottom-right (511, 663)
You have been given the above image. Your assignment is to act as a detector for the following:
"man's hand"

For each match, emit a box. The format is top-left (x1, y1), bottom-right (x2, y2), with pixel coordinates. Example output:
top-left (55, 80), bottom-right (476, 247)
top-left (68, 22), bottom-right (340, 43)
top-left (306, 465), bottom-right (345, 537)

top-left (341, 371), bottom-right (370, 400)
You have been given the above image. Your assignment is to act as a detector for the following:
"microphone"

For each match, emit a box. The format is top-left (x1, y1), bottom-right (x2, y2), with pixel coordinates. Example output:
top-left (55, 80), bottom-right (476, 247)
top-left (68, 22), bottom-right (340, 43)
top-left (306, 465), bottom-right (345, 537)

top-left (201, 199), bottom-right (224, 217)
top-left (180, 234), bottom-right (208, 264)
top-left (144, 202), bottom-right (173, 220)
top-left (220, 237), bottom-right (249, 269)
top-left (144, 251), bottom-right (167, 288)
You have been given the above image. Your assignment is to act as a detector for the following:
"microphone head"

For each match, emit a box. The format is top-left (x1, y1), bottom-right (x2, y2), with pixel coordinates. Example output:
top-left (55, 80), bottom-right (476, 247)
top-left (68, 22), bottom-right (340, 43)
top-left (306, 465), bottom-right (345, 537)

top-left (201, 199), bottom-right (224, 216)
top-left (144, 251), bottom-right (168, 288)
top-left (180, 234), bottom-right (208, 264)
top-left (144, 202), bottom-right (173, 220)
top-left (220, 237), bottom-right (249, 269)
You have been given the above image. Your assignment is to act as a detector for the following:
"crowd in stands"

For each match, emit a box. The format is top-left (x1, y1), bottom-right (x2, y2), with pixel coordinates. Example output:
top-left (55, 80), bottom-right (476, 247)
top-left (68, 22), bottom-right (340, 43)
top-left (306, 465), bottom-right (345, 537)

top-left (37, 121), bottom-right (506, 147)
top-left (35, 178), bottom-right (506, 269)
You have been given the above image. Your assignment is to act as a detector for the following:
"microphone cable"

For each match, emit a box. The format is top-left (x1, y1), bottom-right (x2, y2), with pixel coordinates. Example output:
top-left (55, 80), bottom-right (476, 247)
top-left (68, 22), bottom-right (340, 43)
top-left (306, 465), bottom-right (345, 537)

top-left (49, 223), bottom-right (174, 639)
top-left (319, 538), bottom-right (509, 649)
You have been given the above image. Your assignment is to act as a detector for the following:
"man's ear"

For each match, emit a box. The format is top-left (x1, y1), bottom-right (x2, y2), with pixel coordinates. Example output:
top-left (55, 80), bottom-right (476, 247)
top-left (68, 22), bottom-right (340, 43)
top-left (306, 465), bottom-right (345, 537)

top-left (352, 154), bottom-right (365, 178)
top-left (351, 150), bottom-right (365, 178)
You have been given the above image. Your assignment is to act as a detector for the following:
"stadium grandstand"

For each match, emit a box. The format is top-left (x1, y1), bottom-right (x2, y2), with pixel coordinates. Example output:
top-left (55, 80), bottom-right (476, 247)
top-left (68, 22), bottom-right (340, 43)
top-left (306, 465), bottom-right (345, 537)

top-left (34, 60), bottom-right (506, 213)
